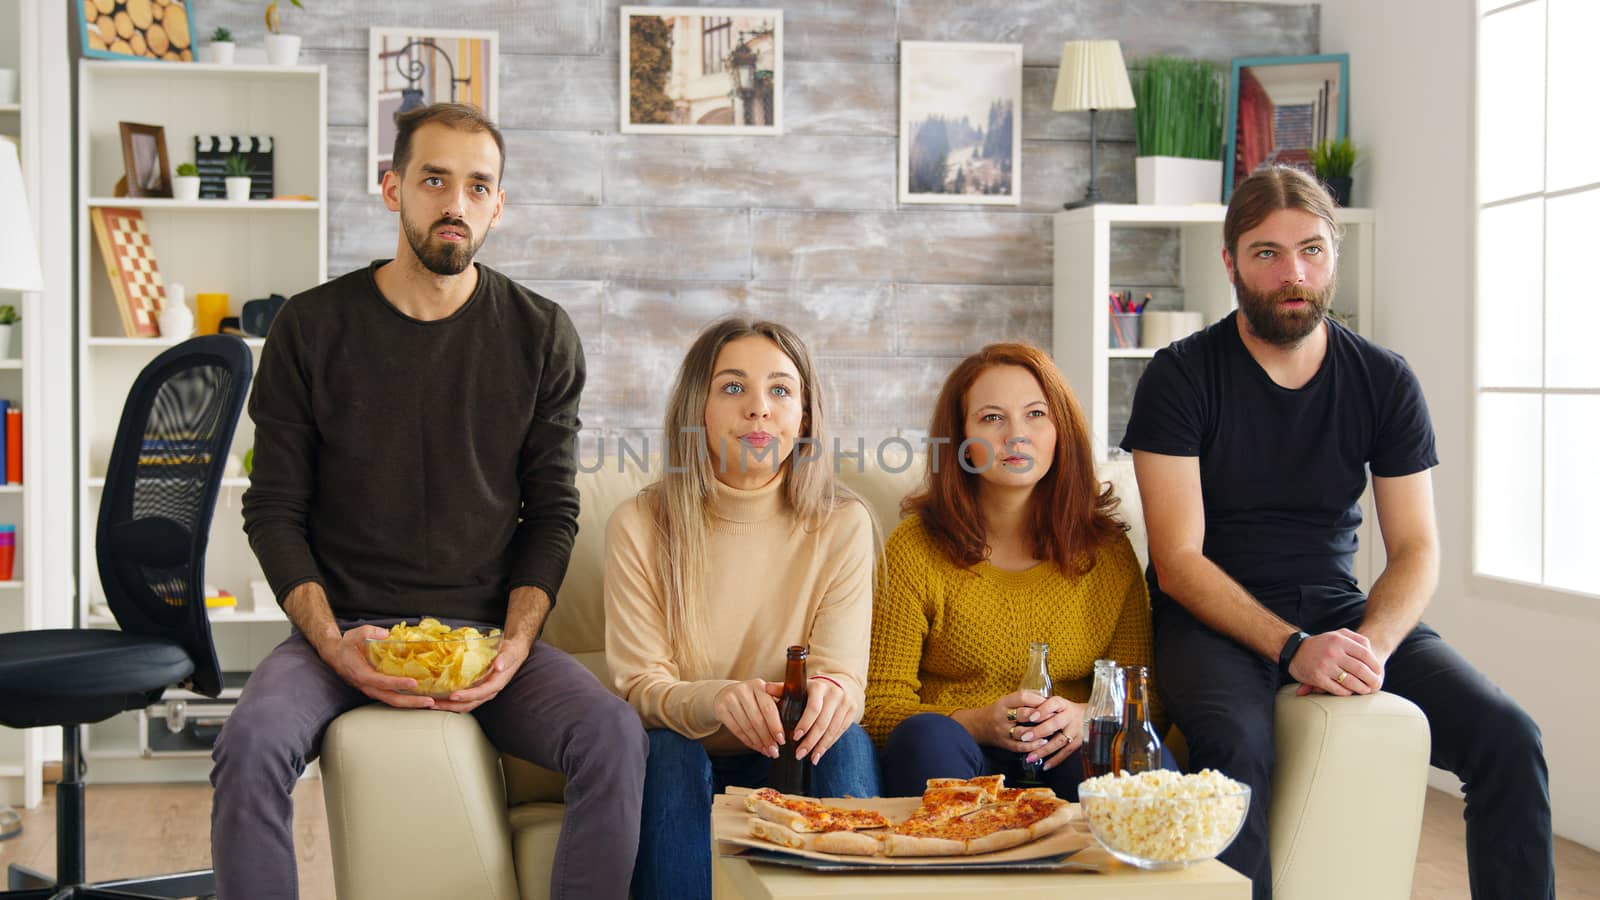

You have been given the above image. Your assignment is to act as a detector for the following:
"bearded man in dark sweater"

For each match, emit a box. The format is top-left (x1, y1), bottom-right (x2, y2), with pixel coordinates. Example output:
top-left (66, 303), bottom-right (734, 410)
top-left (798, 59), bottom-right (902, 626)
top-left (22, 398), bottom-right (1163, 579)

top-left (211, 103), bottom-right (646, 900)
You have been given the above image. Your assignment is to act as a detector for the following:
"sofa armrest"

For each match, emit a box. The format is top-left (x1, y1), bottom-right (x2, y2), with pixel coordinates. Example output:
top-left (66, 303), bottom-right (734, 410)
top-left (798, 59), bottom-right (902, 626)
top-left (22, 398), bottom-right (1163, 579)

top-left (321, 706), bottom-right (521, 900)
top-left (1270, 687), bottom-right (1431, 900)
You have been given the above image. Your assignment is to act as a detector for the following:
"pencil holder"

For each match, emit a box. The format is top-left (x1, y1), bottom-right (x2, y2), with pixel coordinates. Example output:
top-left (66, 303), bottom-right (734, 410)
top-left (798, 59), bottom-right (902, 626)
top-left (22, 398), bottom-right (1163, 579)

top-left (1110, 313), bottom-right (1142, 349)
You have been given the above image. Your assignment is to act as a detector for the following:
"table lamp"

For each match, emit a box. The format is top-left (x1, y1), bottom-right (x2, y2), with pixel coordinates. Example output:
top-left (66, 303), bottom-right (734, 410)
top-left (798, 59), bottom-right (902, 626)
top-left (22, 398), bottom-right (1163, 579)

top-left (1053, 40), bottom-right (1136, 209)
top-left (0, 139), bottom-right (43, 293)
top-left (0, 137), bottom-right (38, 841)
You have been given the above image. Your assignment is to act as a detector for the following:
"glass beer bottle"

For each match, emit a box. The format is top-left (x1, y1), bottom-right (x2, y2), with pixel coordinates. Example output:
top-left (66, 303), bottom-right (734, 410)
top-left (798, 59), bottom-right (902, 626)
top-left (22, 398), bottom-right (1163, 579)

top-left (1016, 641), bottom-right (1052, 785)
top-left (1110, 664), bottom-right (1164, 775)
top-left (1081, 659), bottom-right (1124, 779)
top-left (770, 645), bottom-right (812, 796)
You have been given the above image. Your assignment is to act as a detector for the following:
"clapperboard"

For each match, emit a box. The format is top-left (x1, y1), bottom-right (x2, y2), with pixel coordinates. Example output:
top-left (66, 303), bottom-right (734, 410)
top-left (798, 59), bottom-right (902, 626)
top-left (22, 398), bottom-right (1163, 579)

top-left (193, 135), bottom-right (276, 199)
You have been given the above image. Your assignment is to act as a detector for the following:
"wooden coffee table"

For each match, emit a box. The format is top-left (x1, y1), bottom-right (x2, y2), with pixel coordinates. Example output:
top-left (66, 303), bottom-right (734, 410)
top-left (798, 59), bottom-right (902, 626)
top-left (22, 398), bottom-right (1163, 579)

top-left (714, 847), bottom-right (1251, 899)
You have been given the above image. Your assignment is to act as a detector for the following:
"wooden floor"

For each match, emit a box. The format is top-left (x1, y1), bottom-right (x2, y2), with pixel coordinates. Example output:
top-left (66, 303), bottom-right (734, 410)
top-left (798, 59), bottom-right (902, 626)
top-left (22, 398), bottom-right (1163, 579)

top-left (1, 784), bottom-right (1596, 898)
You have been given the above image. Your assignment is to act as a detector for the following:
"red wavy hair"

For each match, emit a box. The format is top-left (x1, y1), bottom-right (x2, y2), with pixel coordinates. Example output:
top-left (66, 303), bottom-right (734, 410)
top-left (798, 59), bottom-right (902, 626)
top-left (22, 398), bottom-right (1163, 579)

top-left (904, 342), bottom-right (1125, 573)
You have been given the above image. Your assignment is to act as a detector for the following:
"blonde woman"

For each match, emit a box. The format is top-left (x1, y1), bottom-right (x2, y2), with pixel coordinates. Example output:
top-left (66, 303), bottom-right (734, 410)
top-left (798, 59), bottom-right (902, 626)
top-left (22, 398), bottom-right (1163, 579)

top-left (605, 318), bottom-right (879, 900)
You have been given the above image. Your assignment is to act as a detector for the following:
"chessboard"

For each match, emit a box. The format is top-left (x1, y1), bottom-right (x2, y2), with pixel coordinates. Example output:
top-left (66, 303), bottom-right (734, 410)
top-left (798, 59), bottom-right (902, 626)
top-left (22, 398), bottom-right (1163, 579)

top-left (90, 207), bottom-right (166, 338)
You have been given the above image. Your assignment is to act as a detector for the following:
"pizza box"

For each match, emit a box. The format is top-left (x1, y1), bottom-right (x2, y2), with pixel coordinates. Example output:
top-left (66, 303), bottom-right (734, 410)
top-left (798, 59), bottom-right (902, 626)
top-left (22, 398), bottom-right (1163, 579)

top-left (713, 788), bottom-right (1099, 871)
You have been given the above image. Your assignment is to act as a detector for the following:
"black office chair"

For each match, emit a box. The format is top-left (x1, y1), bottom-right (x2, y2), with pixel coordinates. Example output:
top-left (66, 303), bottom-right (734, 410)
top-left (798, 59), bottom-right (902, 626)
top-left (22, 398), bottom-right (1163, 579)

top-left (0, 336), bottom-right (251, 899)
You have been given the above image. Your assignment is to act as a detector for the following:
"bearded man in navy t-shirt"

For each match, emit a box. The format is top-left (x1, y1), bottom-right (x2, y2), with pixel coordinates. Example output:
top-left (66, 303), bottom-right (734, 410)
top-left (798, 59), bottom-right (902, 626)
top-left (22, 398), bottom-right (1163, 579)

top-left (1122, 165), bottom-right (1552, 900)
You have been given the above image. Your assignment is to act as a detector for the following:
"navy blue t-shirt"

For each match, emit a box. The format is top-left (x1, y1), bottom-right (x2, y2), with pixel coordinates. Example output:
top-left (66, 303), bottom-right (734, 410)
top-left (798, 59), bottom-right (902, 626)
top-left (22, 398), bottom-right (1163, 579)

top-left (1120, 311), bottom-right (1438, 594)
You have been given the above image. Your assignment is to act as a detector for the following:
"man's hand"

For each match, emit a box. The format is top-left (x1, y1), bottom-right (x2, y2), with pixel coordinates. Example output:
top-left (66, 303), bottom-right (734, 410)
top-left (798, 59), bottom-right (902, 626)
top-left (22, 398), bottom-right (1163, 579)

top-left (433, 635), bottom-right (532, 714)
top-left (320, 625), bottom-right (436, 709)
top-left (714, 679), bottom-right (786, 758)
top-left (1288, 628), bottom-right (1385, 696)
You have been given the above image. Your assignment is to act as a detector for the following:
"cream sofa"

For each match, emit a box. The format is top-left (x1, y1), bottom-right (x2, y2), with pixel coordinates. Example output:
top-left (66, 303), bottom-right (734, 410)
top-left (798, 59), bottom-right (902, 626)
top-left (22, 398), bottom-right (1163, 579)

top-left (319, 457), bottom-right (1432, 900)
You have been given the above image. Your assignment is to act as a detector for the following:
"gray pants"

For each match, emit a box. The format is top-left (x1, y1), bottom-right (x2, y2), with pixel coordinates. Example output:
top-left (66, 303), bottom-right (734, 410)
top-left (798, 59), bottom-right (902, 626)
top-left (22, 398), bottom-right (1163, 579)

top-left (210, 625), bottom-right (647, 900)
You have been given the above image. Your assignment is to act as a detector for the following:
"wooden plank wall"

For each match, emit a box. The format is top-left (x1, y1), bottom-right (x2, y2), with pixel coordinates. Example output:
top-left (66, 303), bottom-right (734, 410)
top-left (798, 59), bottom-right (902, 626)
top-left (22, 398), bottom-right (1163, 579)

top-left (204, 0), bottom-right (1316, 450)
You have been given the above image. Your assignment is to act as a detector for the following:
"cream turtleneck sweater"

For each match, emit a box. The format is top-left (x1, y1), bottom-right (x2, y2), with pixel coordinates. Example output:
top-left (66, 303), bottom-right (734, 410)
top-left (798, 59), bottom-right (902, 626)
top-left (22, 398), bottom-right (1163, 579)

top-left (603, 476), bottom-right (874, 743)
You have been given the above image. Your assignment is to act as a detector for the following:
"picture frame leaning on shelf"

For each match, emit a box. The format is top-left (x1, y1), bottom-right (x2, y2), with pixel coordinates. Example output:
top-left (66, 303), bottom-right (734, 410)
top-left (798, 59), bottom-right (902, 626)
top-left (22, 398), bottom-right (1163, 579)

top-left (118, 120), bottom-right (173, 198)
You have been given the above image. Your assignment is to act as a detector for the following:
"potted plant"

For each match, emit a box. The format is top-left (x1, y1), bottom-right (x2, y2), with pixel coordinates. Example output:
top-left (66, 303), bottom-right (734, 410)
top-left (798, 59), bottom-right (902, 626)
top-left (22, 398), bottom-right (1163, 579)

top-left (1310, 137), bottom-right (1358, 207)
top-left (1132, 56), bottom-right (1225, 205)
top-left (223, 154), bottom-right (252, 202)
top-left (210, 26), bottom-right (236, 65)
top-left (174, 162), bottom-right (202, 201)
top-left (264, 0), bottom-right (304, 66)
top-left (0, 306), bottom-right (18, 360)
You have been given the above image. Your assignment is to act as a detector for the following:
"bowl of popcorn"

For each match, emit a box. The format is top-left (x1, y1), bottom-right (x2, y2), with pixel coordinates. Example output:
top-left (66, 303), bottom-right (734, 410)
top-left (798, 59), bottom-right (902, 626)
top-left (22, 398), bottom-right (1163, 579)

top-left (1077, 769), bottom-right (1251, 871)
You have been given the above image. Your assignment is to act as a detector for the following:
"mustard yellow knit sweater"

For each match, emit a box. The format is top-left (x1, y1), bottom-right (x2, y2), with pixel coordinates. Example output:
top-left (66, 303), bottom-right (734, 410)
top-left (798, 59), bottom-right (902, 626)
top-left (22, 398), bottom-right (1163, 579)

top-left (863, 514), bottom-right (1163, 745)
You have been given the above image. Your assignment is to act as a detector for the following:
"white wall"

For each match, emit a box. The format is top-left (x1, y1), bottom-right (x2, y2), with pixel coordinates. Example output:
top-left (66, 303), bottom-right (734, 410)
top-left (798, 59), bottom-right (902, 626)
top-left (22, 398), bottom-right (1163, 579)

top-left (1322, 0), bottom-right (1600, 851)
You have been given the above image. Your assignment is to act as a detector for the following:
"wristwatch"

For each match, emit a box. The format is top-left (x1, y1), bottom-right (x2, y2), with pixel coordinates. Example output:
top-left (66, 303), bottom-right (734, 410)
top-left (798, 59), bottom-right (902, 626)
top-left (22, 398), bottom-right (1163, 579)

top-left (1278, 630), bottom-right (1311, 675)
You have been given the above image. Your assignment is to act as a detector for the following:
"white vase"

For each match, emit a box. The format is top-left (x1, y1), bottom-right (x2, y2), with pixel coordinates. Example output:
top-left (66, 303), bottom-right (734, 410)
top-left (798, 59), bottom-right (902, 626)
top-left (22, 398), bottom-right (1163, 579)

top-left (0, 324), bottom-right (13, 360)
top-left (174, 175), bottom-right (201, 201)
top-left (1135, 156), bottom-right (1224, 206)
top-left (225, 177), bottom-right (252, 202)
top-left (210, 41), bottom-right (236, 65)
top-left (264, 33), bottom-right (301, 66)
top-left (157, 299), bottom-right (194, 340)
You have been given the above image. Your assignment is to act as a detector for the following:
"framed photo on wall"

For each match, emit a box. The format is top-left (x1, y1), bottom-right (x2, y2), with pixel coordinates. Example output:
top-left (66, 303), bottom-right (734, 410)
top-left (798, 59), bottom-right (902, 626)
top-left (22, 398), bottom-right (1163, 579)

top-left (76, 0), bottom-right (198, 62)
top-left (620, 6), bottom-right (783, 135)
top-left (1223, 54), bottom-right (1349, 199)
top-left (118, 121), bottom-right (172, 198)
top-left (899, 42), bottom-right (1022, 206)
top-left (368, 28), bottom-right (499, 194)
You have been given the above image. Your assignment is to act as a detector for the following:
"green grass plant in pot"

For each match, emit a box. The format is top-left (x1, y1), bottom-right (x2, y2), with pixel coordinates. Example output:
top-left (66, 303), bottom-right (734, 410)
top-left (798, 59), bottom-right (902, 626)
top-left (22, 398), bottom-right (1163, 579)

top-left (1310, 137), bottom-right (1358, 207)
top-left (174, 162), bottom-right (201, 201)
top-left (1133, 56), bottom-right (1225, 205)
top-left (223, 154), bottom-right (253, 202)
top-left (0, 305), bottom-right (18, 360)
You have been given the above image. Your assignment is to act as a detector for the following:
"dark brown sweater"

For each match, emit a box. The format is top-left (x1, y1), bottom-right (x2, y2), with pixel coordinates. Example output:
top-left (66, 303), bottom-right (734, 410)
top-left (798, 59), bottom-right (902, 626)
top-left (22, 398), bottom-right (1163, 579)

top-left (241, 261), bottom-right (585, 624)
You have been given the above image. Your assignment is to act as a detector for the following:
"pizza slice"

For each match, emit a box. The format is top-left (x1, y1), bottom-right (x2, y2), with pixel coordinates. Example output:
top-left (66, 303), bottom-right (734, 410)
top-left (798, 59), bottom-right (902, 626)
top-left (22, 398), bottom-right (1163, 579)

top-left (900, 785), bottom-right (990, 826)
top-left (748, 816), bottom-right (887, 856)
top-left (996, 786), bottom-right (1058, 802)
top-left (924, 773), bottom-right (1005, 802)
top-left (744, 787), bottom-right (892, 833)
top-left (883, 794), bottom-right (1075, 857)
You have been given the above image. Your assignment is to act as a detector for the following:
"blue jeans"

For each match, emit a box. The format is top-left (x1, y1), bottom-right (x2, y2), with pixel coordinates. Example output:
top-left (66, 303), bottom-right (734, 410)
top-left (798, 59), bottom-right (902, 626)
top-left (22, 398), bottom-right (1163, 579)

top-left (631, 725), bottom-right (881, 900)
top-left (880, 712), bottom-right (1179, 800)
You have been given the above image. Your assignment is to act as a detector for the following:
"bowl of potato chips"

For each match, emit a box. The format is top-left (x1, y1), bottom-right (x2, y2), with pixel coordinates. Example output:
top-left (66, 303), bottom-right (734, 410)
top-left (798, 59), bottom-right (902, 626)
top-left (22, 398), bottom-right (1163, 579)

top-left (365, 618), bottom-right (503, 698)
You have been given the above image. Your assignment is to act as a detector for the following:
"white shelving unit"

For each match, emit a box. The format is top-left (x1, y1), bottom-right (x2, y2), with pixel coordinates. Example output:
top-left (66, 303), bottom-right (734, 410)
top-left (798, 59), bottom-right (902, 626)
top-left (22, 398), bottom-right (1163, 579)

top-left (76, 60), bottom-right (327, 777)
top-left (0, 0), bottom-right (52, 811)
top-left (1053, 203), bottom-right (1381, 587)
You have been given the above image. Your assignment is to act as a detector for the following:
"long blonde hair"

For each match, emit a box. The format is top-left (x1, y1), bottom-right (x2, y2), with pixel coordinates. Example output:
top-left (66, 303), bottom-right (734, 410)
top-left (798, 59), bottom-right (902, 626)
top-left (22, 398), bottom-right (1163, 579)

top-left (646, 318), bottom-right (865, 679)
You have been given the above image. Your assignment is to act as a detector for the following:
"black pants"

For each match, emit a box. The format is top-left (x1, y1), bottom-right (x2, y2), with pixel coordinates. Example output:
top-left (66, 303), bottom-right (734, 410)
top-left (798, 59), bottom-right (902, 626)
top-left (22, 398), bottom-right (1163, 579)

top-left (1152, 583), bottom-right (1553, 900)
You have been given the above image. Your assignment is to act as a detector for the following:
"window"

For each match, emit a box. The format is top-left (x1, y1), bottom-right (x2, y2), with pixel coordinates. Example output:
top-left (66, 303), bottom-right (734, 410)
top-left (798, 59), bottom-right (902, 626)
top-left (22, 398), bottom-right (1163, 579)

top-left (702, 17), bottom-right (732, 75)
top-left (1476, 0), bottom-right (1600, 595)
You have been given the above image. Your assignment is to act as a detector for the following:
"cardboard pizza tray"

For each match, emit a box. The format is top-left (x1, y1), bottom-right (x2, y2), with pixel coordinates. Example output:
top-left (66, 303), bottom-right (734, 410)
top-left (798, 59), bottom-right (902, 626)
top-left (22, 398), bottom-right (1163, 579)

top-left (713, 788), bottom-right (1098, 871)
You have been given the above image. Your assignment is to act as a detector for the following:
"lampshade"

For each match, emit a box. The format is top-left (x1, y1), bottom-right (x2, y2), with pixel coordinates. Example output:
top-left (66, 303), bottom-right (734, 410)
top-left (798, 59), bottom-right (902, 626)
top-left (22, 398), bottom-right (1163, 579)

top-left (0, 139), bottom-right (43, 293)
top-left (1052, 40), bottom-right (1136, 113)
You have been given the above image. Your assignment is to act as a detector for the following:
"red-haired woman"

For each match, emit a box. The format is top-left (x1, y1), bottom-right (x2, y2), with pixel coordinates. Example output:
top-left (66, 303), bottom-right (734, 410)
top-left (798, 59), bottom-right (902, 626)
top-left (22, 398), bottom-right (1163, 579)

top-left (863, 342), bottom-right (1170, 798)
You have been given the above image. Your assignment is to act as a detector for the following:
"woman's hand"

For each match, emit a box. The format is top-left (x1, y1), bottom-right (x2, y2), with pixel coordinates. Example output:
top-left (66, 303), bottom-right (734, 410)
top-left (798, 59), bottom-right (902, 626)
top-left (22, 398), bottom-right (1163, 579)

top-left (791, 676), bottom-right (858, 765)
top-left (714, 679), bottom-right (785, 757)
top-left (1013, 696), bottom-right (1088, 771)
top-left (951, 690), bottom-right (1053, 754)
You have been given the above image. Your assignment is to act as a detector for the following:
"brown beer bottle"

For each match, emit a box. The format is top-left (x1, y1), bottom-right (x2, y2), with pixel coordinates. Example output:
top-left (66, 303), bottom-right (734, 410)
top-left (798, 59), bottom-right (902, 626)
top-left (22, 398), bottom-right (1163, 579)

top-left (1110, 665), bottom-right (1164, 775)
top-left (770, 645), bottom-right (812, 796)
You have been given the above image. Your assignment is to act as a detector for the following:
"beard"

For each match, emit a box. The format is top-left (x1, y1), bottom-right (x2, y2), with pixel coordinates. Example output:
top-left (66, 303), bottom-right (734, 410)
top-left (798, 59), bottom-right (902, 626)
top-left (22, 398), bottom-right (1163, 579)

top-left (401, 212), bottom-right (484, 276)
top-left (1234, 273), bottom-right (1335, 346)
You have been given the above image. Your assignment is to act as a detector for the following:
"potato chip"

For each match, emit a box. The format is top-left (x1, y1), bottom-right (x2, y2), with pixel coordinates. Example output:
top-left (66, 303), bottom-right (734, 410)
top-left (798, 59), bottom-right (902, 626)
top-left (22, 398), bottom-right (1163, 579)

top-left (365, 618), bottom-right (503, 697)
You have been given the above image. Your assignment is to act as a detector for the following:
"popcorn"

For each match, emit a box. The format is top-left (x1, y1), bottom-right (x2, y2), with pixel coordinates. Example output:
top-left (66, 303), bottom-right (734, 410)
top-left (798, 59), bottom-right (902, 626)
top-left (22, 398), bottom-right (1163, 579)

top-left (1077, 769), bottom-right (1250, 865)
